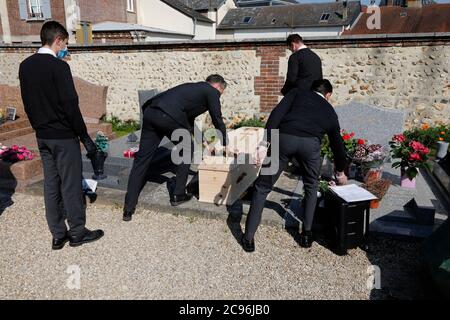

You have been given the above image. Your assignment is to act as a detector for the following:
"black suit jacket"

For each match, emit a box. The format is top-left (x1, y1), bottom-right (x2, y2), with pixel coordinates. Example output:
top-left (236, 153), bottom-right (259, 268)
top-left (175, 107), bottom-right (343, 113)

top-left (143, 82), bottom-right (227, 145)
top-left (281, 48), bottom-right (323, 96)
top-left (265, 89), bottom-right (347, 172)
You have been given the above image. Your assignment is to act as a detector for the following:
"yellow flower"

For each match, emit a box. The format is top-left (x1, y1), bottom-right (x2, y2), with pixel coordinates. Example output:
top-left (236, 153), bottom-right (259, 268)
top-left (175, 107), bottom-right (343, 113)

top-left (422, 124), bottom-right (430, 130)
top-left (439, 137), bottom-right (444, 141)
top-left (441, 131), bottom-right (446, 135)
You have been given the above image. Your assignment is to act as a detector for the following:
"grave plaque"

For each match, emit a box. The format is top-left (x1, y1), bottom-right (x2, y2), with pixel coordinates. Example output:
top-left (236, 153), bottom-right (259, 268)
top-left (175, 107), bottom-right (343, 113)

top-left (6, 107), bottom-right (16, 121)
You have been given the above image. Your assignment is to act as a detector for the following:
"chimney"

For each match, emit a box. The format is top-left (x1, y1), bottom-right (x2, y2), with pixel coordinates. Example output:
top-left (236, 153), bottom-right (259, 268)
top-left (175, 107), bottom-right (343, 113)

top-left (343, 0), bottom-right (348, 20)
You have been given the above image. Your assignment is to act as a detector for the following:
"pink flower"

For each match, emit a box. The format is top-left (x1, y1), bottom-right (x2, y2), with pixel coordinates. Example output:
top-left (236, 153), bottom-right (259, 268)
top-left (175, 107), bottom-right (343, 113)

top-left (409, 153), bottom-right (422, 162)
top-left (392, 134), bottom-right (406, 143)
top-left (17, 154), bottom-right (24, 161)
top-left (409, 141), bottom-right (430, 155)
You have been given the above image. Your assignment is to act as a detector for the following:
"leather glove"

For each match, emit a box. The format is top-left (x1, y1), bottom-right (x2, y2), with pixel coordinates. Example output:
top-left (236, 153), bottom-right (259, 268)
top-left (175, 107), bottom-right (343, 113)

top-left (82, 136), bottom-right (98, 159)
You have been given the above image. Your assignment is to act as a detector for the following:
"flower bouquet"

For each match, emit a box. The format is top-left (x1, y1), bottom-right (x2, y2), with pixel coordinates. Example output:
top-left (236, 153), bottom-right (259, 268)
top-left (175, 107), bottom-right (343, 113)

top-left (91, 132), bottom-right (109, 180)
top-left (321, 130), bottom-right (365, 178)
top-left (351, 143), bottom-right (388, 183)
top-left (389, 134), bottom-right (431, 188)
top-left (0, 144), bottom-right (35, 163)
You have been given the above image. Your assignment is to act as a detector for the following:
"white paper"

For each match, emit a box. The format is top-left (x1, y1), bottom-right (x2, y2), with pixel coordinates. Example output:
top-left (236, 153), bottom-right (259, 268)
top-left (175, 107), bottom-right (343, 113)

top-left (330, 184), bottom-right (377, 203)
top-left (82, 179), bottom-right (98, 193)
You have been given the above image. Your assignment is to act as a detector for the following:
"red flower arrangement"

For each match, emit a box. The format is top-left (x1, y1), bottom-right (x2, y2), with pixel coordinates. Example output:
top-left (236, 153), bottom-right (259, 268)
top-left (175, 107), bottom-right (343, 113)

top-left (389, 134), bottom-right (430, 180)
top-left (0, 144), bottom-right (34, 163)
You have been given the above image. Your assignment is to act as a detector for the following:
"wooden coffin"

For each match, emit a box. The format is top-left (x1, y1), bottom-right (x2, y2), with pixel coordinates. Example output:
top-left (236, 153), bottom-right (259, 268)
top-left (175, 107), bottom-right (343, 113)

top-left (198, 127), bottom-right (265, 205)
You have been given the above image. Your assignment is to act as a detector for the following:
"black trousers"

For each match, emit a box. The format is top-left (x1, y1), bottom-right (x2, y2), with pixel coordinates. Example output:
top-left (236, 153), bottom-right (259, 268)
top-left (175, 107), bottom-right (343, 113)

top-left (244, 134), bottom-right (322, 241)
top-left (124, 108), bottom-right (194, 211)
top-left (37, 138), bottom-right (86, 239)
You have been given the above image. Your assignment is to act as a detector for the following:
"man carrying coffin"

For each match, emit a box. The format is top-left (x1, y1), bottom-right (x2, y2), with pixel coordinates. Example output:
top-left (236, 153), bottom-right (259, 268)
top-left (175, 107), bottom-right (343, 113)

top-left (123, 75), bottom-right (229, 221)
top-left (242, 79), bottom-right (348, 252)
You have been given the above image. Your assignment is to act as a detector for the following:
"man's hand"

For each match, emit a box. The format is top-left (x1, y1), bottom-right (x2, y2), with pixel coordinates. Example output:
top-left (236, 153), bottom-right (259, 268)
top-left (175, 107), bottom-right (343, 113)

top-left (254, 145), bottom-right (268, 166)
top-left (224, 146), bottom-right (238, 158)
top-left (82, 137), bottom-right (98, 159)
top-left (335, 171), bottom-right (348, 186)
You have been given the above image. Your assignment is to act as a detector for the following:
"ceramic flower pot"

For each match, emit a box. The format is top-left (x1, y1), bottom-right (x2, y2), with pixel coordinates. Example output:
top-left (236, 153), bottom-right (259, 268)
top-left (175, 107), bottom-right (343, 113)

top-left (91, 151), bottom-right (108, 180)
top-left (436, 141), bottom-right (449, 160)
top-left (370, 199), bottom-right (380, 209)
top-left (400, 167), bottom-right (416, 189)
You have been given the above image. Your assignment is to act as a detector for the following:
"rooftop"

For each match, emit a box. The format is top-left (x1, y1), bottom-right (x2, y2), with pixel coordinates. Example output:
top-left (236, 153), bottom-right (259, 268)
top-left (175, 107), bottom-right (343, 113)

top-left (218, 1), bottom-right (361, 29)
top-left (344, 4), bottom-right (450, 35)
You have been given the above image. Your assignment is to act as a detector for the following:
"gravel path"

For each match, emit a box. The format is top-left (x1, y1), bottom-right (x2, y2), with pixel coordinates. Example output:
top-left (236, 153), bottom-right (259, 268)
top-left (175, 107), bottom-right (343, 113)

top-left (0, 193), bottom-right (427, 300)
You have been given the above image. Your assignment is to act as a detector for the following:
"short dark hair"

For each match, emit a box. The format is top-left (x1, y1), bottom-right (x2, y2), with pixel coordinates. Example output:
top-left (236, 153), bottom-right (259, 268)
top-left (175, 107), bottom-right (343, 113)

top-left (286, 34), bottom-right (303, 46)
top-left (206, 74), bottom-right (227, 89)
top-left (40, 21), bottom-right (69, 46)
top-left (311, 79), bottom-right (333, 96)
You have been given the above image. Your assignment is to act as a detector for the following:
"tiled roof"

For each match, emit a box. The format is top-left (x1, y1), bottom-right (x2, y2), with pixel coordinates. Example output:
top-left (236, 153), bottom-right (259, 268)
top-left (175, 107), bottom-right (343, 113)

top-left (343, 4), bottom-right (450, 35)
top-left (218, 1), bottom-right (361, 29)
top-left (161, 0), bottom-right (214, 23)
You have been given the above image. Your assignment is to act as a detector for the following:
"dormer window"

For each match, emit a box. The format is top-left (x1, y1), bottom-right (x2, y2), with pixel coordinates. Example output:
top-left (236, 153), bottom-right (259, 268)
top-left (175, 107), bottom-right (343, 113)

top-left (242, 16), bottom-right (253, 24)
top-left (319, 13), bottom-right (331, 22)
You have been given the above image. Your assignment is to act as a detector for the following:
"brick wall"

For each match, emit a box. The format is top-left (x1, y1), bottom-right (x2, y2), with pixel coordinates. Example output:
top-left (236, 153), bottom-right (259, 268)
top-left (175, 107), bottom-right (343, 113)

top-left (255, 46), bottom-right (287, 113)
top-left (6, 0), bottom-right (66, 40)
top-left (78, 0), bottom-right (132, 24)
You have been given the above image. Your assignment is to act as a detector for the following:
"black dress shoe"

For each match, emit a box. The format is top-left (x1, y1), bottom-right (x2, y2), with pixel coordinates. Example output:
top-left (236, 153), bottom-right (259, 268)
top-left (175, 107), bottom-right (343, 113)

top-left (300, 231), bottom-right (313, 248)
top-left (123, 208), bottom-right (135, 222)
top-left (170, 193), bottom-right (193, 206)
top-left (241, 235), bottom-right (255, 253)
top-left (69, 229), bottom-right (104, 247)
top-left (52, 235), bottom-right (69, 250)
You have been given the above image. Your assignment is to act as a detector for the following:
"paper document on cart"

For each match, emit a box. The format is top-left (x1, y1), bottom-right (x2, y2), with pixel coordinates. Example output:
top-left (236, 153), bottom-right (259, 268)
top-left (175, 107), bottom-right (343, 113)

top-left (330, 184), bottom-right (377, 203)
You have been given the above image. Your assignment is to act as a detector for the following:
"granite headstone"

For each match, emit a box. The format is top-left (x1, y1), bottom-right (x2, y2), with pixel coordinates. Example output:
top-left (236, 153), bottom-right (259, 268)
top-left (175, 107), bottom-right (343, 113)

top-left (335, 101), bottom-right (405, 147)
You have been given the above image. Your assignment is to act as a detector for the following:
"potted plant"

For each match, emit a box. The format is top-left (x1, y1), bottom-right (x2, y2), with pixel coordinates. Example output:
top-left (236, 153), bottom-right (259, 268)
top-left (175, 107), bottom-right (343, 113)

top-left (320, 130), bottom-right (364, 178)
top-left (436, 130), bottom-right (449, 160)
top-left (389, 134), bottom-right (431, 188)
top-left (91, 131), bottom-right (109, 180)
top-left (0, 144), bottom-right (34, 163)
top-left (362, 179), bottom-right (392, 209)
top-left (351, 143), bottom-right (388, 183)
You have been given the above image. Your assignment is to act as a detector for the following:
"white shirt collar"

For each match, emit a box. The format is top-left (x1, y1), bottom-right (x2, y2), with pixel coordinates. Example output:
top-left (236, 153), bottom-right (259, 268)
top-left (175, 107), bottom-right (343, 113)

top-left (314, 91), bottom-right (326, 100)
top-left (38, 47), bottom-right (57, 57)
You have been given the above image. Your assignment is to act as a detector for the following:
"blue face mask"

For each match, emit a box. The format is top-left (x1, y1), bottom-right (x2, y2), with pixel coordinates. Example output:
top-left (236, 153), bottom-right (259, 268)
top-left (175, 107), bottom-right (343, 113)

top-left (57, 48), bottom-right (69, 59)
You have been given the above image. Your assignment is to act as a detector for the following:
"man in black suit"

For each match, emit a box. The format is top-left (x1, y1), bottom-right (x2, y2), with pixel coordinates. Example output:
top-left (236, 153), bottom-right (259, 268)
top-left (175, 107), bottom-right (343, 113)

top-left (123, 75), bottom-right (229, 221)
top-left (19, 21), bottom-right (104, 250)
top-left (241, 79), bottom-right (348, 253)
top-left (281, 34), bottom-right (323, 96)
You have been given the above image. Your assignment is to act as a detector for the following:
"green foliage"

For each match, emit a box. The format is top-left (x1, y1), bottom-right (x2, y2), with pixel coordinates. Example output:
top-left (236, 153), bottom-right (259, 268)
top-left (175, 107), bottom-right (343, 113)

top-left (103, 116), bottom-right (141, 138)
top-left (95, 132), bottom-right (109, 153)
top-left (404, 124), bottom-right (450, 149)
top-left (318, 180), bottom-right (330, 195)
top-left (232, 118), bottom-right (266, 130)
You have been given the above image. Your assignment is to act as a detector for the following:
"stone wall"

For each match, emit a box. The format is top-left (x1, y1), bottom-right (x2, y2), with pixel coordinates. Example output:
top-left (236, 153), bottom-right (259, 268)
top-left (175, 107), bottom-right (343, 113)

top-left (0, 36), bottom-right (448, 129)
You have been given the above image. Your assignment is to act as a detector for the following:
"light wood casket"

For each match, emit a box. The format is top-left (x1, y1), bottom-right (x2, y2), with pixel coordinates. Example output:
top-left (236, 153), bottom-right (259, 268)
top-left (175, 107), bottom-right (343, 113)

top-left (198, 127), bottom-right (265, 205)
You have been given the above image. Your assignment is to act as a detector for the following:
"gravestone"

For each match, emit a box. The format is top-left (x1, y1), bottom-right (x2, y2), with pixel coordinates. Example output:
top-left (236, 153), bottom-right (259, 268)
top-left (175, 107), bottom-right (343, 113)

top-left (82, 89), bottom-right (176, 190)
top-left (138, 89), bottom-right (159, 127)
top-left (335, 101), bottom-right (405, 147)
top-left (74, 77), bottom-right (108, 124)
